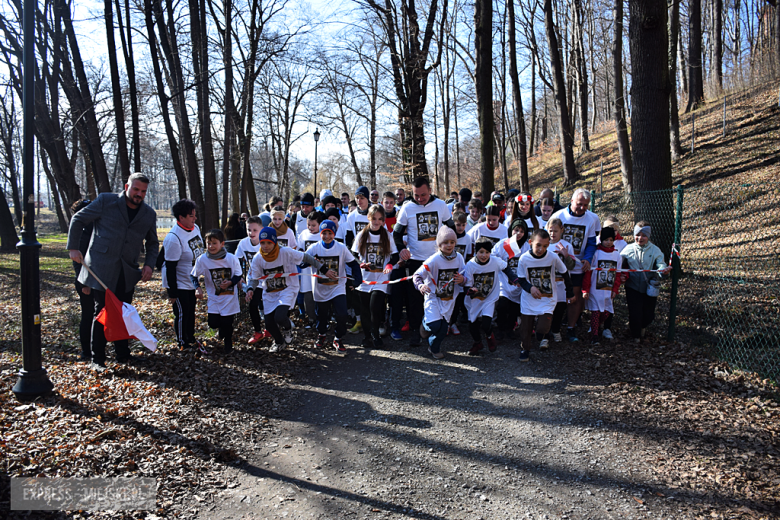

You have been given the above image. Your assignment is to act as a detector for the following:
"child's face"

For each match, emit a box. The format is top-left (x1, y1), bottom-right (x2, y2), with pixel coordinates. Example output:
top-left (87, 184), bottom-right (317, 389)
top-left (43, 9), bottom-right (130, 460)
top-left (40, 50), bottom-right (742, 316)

top-left (635, 232), bottom-right (649, 246)
top-left (324, 202), bottom-right (336, 211)
top-left (207, 237), bottom-right (224, 255)
top-left (272, 213), bottom-right (284, 228)
top-left (307, 219), bottom-right (320, 234)
top-left (601, 237), bottom-right (615, 248)
top-left (548, 223), bottom-right (562, 242)
top-left (260, 240), bottom-right (275, 254)
top-left (469, 207), bottom-right (480, 220)
top-left (247, 223), bottom-right (262, 243)
top-left (512, 226), bottom-right (526, 240)
top-left (320, 229), bottom-right (335, 244)
top-left (382, 197), bottom-right (395, 213)
top-left (439, 238), bottom-right (456, 256)
top-left (506, 200), bottom-right (514, 215)
top-left (518, 199), bottom-right (532, 214)
top-left (529, 236), bottom-right (549, 256)
top-left (356, 194), bottom-right (369, 210)
top-left (486, 215), bottom-right (500, 228)
top-left (541, 204), bottom-right (554, 220)
top-left (327, 215), bottom-right (339, 226)
top-left (370, 213), bottom-right (385, 231)
top-left (454, 220), bottom-right (466, 234)
top-left (475, 247), bottom-right (491, 263)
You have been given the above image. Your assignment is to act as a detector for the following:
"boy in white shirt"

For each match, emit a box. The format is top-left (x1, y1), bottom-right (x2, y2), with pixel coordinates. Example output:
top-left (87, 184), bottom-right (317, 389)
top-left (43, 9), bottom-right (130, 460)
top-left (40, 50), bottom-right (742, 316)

top-left (235, 216), bottom-right (270, 345)
top-left (467, 205), bottom-right (507, 249)
top-left (297, 211), bottom-right (325, 329)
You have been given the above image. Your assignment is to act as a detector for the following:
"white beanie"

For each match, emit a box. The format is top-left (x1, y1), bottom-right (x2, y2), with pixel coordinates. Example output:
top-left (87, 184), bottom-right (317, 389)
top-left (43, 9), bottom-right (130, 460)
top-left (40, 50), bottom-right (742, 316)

top-left (436, 225), bottom-right (457, 246)
top-left (319, 188), bottom-right (333, 201)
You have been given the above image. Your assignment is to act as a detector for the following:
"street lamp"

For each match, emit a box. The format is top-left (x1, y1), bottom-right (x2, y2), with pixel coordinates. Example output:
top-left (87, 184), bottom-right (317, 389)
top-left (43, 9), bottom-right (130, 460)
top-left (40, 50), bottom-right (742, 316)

top-left (313, 128), bottom-right (320, 194)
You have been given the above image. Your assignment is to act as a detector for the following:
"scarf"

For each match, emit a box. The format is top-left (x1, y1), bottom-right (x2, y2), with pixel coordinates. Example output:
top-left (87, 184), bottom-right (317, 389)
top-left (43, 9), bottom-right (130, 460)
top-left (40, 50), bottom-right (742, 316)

top-left (273, 221), bottom-right (289, 236)
top-left (260, 243), bottom-right (279, 262)
top-left (207, 248), bottom-right (227, 260)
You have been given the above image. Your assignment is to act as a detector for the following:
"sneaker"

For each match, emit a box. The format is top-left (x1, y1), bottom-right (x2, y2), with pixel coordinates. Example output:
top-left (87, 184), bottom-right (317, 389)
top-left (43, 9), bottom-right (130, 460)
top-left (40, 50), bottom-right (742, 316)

top-left (373, 336), bottom-right (384, 348)
top-left (269, 342), bottom-right (283, 353)
top-left (315, 334), bottom-right (327, 348)
top-left (428, 347), bottom-right (445, 359)
top-left (449, 324), bottom-right (461, 336)
top-left (468, 342), bottom-right (484, 356)
top-left (262, 329), bottom-right (273, 339)
top-left (334, 338), bottom-right (346, 352)
top-left (401, 321), bottom-right (410, 332)
top-left (194, 340), bottom-right (210, 355)
top-left (304, 321), bottom-right (314, 329)
top-left (539, 338), bottom-right (549, 350)
top-left (552, 332), bottom-right (562, 342)
top-left (361, 337), bottom-right (374, 349)
top-left (487, 333), bottom-right (497, 352)
top-left (602, 329), bottom-right (613, 340)
top-left (348, 321), bottom-right (362, 334)
top-left (248, 332), bottom-right (264, 345)
top-left (379, 326), bottom-right (387, 336)
top-left (519, 350), bottom-right (530, 362)
top-left (89, 362), bottom-right (107, 372)
top-left (283, 330), bottom-right (293, 344)
top-left (390, 329), bottom-right (403, 341)
top-left (409, 332), bottom-right (421, 347)
top-left (591, 337), bottom-right (600, 346)
top-left (567, 329), bottom-right (579, 342)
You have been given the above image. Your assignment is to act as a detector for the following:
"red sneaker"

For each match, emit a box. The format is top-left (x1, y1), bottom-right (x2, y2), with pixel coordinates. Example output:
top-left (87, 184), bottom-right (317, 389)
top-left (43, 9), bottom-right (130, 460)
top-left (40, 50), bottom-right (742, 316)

top-left (468, 342), bottom-right (483, 356)
top-left (262, 329), bottom-right (273, 339)
top-left (248, 332), bottom-right (264, 345)
top-left (333, 338), bottom-right (346, 352)
top-left (487, 333), bottom-right (497, 352)
top-left (401, 321), bottom-right (410, 332)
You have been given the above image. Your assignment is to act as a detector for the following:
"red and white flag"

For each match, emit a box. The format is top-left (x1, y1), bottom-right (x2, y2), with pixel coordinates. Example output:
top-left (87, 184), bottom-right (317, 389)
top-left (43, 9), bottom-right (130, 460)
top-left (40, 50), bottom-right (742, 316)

top-left (503, 238), bottom-right (524, 259)
top-left (96, 289), bottom-right (158, 352)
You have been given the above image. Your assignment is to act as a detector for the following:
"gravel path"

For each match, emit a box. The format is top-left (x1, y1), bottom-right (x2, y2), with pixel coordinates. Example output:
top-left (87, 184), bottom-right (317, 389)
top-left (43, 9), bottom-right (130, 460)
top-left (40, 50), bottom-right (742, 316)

top-left (194, 335), bottom-right (697, 520)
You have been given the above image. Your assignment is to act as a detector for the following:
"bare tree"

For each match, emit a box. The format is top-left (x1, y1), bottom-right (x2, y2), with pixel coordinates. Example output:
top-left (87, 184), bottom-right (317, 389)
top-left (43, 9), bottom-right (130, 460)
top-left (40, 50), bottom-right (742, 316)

top-left (507, 0), bottom-right (529, 191)
top-left (686, 0), bottom-right (705, 111)
top-left (104, 0), bottom-right (131, 182)
top-left (613, 0), bottom-right (633, 193)
top-left (669, 0), bottom-right (683, 161)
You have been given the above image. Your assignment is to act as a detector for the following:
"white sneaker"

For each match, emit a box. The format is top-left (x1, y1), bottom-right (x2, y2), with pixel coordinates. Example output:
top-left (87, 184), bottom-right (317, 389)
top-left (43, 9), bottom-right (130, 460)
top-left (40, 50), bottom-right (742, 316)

top-left (602, 329), bottom-right (613, 340)
top-left (269, 342), bottom-right (283, 353)
top-left (539, 338), bottom-right (549, 350)
top-left (450, 324), bottom-right (461, 336)
top-left (552, 332), bottom-right (562, 342)
top-left (283, 330), bottom-right (293, 344)
top-left (379, 326), bottom-right (387, 336)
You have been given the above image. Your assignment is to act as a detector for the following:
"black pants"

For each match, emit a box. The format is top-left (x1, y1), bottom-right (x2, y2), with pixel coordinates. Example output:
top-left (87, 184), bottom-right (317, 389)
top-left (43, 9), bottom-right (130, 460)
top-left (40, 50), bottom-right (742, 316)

top-left (248, 288), bottom-right (264, 332)
top-left (626, 286), bottom-right (658, 338)
top-left (75, 281), bottom-right (95, 359)
top-left (469, 315), bottom-right (493, 342)
top-left (389, 266), bottom-right (411, 329)
top-left (172, 290), bottom-right (197, 347)
top-left (265, 305), bottom-right (291, 344)
top-left (496, 296), bottom-right (520, 332)
top-left (316, 294), bottom-right (348, 339)
top-left (550, 301), bottom-right (567, 334)
top-left (449, 293), bottom-right (466, 325)
top-left (91, 287), bottom-right (135, 365)
top-left (405, 259), bottom-right (425, 333)
top-left (359, 290), bottom-right (387, 340)
top-left (520, 313), bottom-right (553, 351)
top-left (208, 313), bottom-right (235, 350)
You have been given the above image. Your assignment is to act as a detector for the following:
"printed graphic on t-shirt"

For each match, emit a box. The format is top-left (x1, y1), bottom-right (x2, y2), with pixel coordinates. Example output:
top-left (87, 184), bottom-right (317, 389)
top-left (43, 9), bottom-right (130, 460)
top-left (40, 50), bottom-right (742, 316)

top-left (209, 267), bottom-right (233, 296)
top-left (355, 221), bottom-right (368, 235)
top-left (264, 265), bottom-right (287, 293)
top-left (316, 256), bottom-right (340, 286)
top-left (416, 212), bottom-right (440, 241)
top-left (435, 268), bottom-right (457, 300)
top-left (528, 266), bottom-right (553, 298)
top-left (471, 272), bottom-right (495, 300)
top-left (242, 251), bottom-right (256, 276)
top-left (507, 256), bottom-right (520, 270)
top-left (188, 236), bottom-right (205, 265)
top-left (562, 224), bottom-right (586, 254)
top-left (366, 243), bottom-right (385, 272)
top-left (305, 240), bottom-right (318, 251)
top-left (277, 238), bottom-right (289, 248)
top-left (596, 260), bottom-right (617, 290)
top-left (454, 244), bottom-right (467, 258)
top-left (482, 235), bottom-right (501, 248)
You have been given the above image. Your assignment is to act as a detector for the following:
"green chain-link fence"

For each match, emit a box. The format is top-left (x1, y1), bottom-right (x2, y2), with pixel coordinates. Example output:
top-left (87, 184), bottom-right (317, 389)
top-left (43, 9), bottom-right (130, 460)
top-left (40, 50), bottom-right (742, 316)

top-left (556, 183), bottom-right (780, 382)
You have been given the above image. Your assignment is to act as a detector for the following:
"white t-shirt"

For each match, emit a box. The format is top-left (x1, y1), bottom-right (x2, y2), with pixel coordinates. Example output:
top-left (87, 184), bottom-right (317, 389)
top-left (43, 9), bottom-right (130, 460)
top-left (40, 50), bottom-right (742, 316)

top-left (454, 232), bottom-right (473, 261)
top-left (396, 198), bottom-right (452, 261)
top-left (307, 241), bottom-right (356, 302)
top-left (249, 246), bottom-right (306, 312)
top-left (162, 224), bottom-right (204, 291)
top-left (293, 211), bottom-right (311, 237)
top-left (352, 228), bottom-right (398, 294)
top-left (297, 229), bottom-right (320, 293)
top-left (585, 248), bottom-right (622, 313)
top-left (273, 227), bottom-right (297, 250)
top-left (517, 250), bottom-right (568, 316)
top-left (414, 252), bottom-right (465, 324)
top-left (234, 236), bottom-right (261, 280)
top-left (547, 208), bottom-right (601, 262)
top-left (597, 234), bottom-right (628, 254)
top-left (464, 256), bottom-right (506, 321)
top-left (550, 239), bottom-right (577, 303)
top-left (468, 222), bottom-right (507, 249)
top-left (191, 253), bottom-right (242, 316)
top-left (346, 209), bottom-right (370, 241)
top-left (491, 237), bottom-right (530, 301)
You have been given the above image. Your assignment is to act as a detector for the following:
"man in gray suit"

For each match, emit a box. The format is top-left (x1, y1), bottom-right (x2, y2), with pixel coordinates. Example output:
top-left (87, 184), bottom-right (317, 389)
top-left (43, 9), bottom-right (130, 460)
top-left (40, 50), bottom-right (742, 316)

top-left (67, 173), bottom-right (159, 368)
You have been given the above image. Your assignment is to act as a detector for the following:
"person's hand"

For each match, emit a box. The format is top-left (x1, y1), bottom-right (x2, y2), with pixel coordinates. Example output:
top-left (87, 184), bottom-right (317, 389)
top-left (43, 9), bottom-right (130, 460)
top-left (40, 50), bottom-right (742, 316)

top-left (611, 291), bottom-right (619, 300)
top-left (383, 265), bottom-right (393, 274)
top-left (220, 279), bottom-right (232, 290)
top-left (662, 266), bottom-right (672, 274)
top-left (81, 286), bottom-right (91, 296)
top-left (530, 286), bottom-right (542, 299)
top-left (169, 297), bottom-right (177, 304)
top-left (581, 259), bottom-right (591, 272)
top-left (399, 248), bottom-right (411, 261)
top-left (555, 244), bottom-right (569, 257)
top-left (360, 262), bottom-right (371, 270)
top-left (467, 287), bottom-right (478, 298)
top-left (583, 291), bottom-right (590, 300)
top-left (419, 285), bottom-right (431, 295)
top-left (69, 250), bottom-right (83, 264)
top-left (195, 287), bottom-right (204, 299)
top-left (245, 291), bottom-right (253, 303)
top-left (453, 272), bottom-right (465, 285)
top-left (326, 269), bottom-right (338, 280)
top-left (141, 265), bottom-right (153, 282)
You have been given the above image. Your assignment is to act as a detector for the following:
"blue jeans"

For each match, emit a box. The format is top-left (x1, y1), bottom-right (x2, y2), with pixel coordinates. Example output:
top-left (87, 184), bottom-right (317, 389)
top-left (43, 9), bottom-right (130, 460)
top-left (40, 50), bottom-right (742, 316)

top-left (315, 294), bottom-right (348, 338)
top-left (423, 318), bottom-right (448, 354)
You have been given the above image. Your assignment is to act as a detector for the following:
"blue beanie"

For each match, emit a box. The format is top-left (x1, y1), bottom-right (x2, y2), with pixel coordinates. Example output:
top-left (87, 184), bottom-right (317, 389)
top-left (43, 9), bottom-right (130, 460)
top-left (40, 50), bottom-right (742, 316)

top-left (319, 220), bottom-right (337, 235)
top-left (260, 214), bottom-right (272, 226)
top-left (355, 186), bottom-right (370, 199)
top-left (259, 227), bottom-right (277, 244)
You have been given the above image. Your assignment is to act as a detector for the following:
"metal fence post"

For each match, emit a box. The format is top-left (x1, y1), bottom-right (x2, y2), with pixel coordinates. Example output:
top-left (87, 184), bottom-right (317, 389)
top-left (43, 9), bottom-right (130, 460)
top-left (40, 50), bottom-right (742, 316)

top-left (667, 184), bottom-right (684, 341)
top-left (590, 190), bottom-right (596, 212)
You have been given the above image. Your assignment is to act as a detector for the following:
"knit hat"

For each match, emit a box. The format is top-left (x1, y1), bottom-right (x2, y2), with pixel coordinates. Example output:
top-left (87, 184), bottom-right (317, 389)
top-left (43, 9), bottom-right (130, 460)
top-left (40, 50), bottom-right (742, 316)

top-left (324, 208), bottom-right (341, 221)
top-left (355, 186), bottom-right (370, 199)
top-left (259, 227), bottom-right (277, 244)
top-left (507, 189), bottom-right (520, 200)
top-left (458, 188), bottom-right (472, 203)
top-left (319, 188), bottom-right (333, 201)
top-left (599, 226), bottom-right (616, 242)
top-left (260, 214), bottom-right (272, 226)
top-left (321, 195), bottom-right (339, 208)
top-left (474, 239), bottom-right (493, 254)
top-left (509, 219), bottom-right (528, 237)
top-left (436, 225), bottom-right (457, 246)
top-left (300, 192), bottom-right (315, 206)
top-left (319, 220), bottom-right (337, 235)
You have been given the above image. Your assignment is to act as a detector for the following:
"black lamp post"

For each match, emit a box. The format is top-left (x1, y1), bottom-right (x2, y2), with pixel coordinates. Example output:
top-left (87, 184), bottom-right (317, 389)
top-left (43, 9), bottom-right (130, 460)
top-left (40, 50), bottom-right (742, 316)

top-left (313, 128), bottom-right (320, 194)
top-left (13, 0), bottom-right (54, 400)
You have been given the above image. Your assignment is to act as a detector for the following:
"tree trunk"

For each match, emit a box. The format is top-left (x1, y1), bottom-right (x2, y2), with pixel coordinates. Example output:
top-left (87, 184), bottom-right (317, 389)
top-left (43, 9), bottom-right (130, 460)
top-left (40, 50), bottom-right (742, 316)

top-left (529, 55), bottom-right (537, 156)
top-left (508, 0), bottom-right (529, 191)
top-left (221, 0), bottom-right (234, 225)
top-left (104, 0), bottom-right (130, 183)
top-left (41, 156), bottom-right (68, 232)
top-left (574, 0), bottom-right (590, 151)
top-left (668, 0), bottom-right (684, 161)
top-left (115, 0), bottom-right (142, 172)
top-left (614, 0), bottom-right (633, 194)
top-left (713, 0), bottom-right (723, 90)
top-left (0, 182), bottom-right (17, 250)
top-left (686, 0), bottom-right (704, 111)
top-left (629, 0), bottom-right (674, 255)
top-left (475, 0), bottom-right (495, 196)
top-left (543, 0), bottom-right (578, 185)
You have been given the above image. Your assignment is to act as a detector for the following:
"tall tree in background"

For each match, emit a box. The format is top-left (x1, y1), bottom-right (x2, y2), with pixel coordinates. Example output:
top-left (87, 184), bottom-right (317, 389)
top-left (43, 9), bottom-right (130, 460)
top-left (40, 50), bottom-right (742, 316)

top-left (668, 0), bottom-right (683, 161)
top-left (573, 0), bottom-right (590, 151)
top-left (104, 0), bottom-right (130, 182)
top-left (543, 0), bottom-right (578, 185)
top-left (115, 0), bottom-right (141, 172)
top-left (475, 0), bottom-right (494, 196)
top-left (686, 0), bottom-right (704, 111)
top-left (507, 0), bottom-right (529, 191)
top-left (713, 0), bottom-right (723, 90)
top-left (613, 0), bottom-right (633, 193)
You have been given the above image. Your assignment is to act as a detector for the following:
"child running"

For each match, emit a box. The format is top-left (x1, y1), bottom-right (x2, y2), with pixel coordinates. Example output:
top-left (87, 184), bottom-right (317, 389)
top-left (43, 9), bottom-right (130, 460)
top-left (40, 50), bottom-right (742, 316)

top-left (235, 216), bottom-right (270, 345)
top-left (297, 211), bottom-right (325, 328)
top-left (582, 226), bottom-right (623, 344)
top-left (270, 208), bottom-right (297, 249)
top-left (467, 205), bottom-right (507, 248)
top-left (492, 219), bottom-right (530, 340)
top-left (448, 211), bottom-right (474, 335)
top-left (547, 217), bottom-right (577, 343)
top-left (412, 226), bottom-right (466, 359)
top-left (191, 229), bottom-right (243, 352)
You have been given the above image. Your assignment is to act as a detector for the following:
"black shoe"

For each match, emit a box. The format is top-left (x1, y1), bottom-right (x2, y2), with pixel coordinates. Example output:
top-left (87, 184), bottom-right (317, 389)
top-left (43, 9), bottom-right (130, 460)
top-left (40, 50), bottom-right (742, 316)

top-left (409, 332), bottom-right (421, 347)
top-left (519, 350), bottom-right (530, 362)
top-left (117, 354), bottom-right (148, 365)
top-left (361, 337), bottom-right (374, 349)
top-left (373, 336), bottom-right (384, 348)
top-left (78, 354), bottom-right (91, 363)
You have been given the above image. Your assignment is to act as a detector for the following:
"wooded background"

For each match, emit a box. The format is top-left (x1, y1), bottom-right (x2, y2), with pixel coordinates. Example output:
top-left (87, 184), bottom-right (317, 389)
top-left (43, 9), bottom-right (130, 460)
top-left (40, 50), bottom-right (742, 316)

top-left (0, 0), bottom-right (778, 246)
